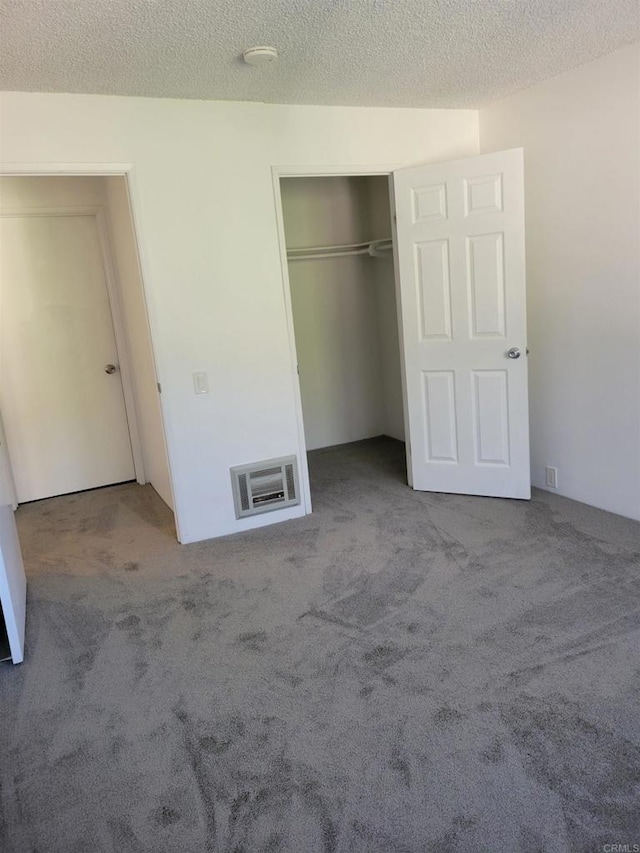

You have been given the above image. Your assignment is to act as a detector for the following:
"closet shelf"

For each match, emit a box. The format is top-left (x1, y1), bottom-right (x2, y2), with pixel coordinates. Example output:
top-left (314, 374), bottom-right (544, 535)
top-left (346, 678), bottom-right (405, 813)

top-left (287, 238), bottom-right (393, 261)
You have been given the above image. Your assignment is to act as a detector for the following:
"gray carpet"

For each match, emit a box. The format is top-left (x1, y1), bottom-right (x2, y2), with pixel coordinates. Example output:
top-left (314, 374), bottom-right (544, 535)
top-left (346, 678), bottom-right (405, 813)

top-left (1, 437), bottom-right (639, 853)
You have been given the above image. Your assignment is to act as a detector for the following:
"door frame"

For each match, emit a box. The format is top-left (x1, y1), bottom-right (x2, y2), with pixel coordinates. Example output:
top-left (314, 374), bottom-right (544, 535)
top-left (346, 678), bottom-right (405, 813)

top-left (0, 164), bottom-right (180, 537)
top-left (271, 163), bottom-right (407, 514)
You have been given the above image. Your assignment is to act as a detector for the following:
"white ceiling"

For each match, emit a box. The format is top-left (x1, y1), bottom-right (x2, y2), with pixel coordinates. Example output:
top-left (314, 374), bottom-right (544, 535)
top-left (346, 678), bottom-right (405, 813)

top-left (1, 0), bottom-right (638, 108)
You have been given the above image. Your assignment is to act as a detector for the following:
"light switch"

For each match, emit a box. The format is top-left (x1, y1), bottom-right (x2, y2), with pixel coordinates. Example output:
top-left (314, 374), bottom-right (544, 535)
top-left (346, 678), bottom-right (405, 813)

top-left (193, 371), bottom-right (209, 395)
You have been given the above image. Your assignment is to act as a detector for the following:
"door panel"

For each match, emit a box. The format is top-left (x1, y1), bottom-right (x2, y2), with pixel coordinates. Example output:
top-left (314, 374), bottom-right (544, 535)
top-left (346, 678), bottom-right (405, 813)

top-left (0, 214), bottom-right (135, 502)
top-left (393, 149), bottom-right (530, 499)
top-left (0, 504), bottom-right (26, 664)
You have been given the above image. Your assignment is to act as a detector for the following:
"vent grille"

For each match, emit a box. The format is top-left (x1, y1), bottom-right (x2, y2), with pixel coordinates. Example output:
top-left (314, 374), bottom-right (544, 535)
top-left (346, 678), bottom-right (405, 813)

top-left (285, 463), bottom-right (295, 501)
top-left (238, 473), bottom-right (250, 512)
top-left (230, 456), bottom-right (300, 519)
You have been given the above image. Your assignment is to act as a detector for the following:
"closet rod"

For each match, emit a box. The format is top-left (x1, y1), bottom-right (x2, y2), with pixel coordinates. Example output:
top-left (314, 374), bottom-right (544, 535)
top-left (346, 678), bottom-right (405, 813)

top-left (287, 238), bottom-right (393, 261)
top-left (289, 246), bottom-right (370, 261)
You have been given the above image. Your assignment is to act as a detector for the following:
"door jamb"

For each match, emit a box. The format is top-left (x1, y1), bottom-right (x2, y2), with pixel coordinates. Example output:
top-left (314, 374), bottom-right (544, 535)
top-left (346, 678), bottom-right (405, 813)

top-left (271, 163), bottom-right (404, 515)
top-left (96, 206), bottom-right (146, 484)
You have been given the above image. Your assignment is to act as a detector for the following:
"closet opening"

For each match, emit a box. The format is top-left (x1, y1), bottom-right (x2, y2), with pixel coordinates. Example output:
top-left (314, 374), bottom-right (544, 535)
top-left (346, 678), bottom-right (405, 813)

top-left (278, 173), bottom-right (408, 506)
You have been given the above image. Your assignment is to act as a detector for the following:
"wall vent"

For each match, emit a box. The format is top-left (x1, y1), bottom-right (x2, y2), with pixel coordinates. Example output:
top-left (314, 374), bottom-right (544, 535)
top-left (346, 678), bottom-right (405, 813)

top-left (230, 456), bottom-right (300, 519)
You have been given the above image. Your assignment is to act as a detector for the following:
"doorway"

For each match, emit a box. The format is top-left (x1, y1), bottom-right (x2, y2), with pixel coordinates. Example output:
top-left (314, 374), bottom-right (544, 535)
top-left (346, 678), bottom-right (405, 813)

top-left (275, 150), bottom-right (530, 511)
top-left (278, 173), bottom-right (407, 500)
top-left (0, 175), bottom-right (174, 515)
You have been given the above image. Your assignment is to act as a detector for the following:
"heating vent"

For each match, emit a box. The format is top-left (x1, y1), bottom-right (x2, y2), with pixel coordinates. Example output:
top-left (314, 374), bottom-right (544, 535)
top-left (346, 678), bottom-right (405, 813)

top-left (230, 456), bottom-right (300, 519)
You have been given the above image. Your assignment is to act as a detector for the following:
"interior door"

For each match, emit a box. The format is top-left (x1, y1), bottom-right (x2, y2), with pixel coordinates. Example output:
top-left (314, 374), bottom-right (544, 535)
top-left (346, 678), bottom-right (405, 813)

top-left (0, 415), bottom-right (25, 664)
top-left (0, 213), bottom-right (135, 502)
top-left (0, 504), bottom-right (26, 664)
top-left (393, 148), bottom-right (530, 498)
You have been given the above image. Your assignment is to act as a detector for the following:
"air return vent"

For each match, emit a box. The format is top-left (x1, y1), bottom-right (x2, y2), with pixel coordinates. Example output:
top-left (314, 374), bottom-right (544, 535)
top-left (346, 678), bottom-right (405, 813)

top-left (230, 456), bottom-right (300, 519)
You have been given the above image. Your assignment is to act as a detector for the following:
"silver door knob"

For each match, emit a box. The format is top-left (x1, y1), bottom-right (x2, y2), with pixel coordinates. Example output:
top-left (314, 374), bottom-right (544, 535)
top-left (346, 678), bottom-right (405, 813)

top-left (105, 364), bottom-right (118, 374)
top-left (506, 347), bottom-right (521, 359)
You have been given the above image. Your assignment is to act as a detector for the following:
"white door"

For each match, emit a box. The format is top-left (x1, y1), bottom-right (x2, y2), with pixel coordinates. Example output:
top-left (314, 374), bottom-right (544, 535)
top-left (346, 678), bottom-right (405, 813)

top-left (0, 504), bottom-right (26, 664)
top-left (393, 148), bottom-right (530, 498)
top-left (0, 213), bottom-right (136, 502)
top-left (0, 415), bottom-right (25, 664)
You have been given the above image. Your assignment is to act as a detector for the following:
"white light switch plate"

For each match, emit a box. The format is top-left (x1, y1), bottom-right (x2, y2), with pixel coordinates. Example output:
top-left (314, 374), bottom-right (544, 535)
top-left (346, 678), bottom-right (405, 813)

top-left (193, 371), bottom-right (209, 395)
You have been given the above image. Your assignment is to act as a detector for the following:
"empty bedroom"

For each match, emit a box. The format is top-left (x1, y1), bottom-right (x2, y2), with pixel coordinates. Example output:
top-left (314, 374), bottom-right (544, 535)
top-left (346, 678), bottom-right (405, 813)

top-left (0, 2), bottom-right (639, 851)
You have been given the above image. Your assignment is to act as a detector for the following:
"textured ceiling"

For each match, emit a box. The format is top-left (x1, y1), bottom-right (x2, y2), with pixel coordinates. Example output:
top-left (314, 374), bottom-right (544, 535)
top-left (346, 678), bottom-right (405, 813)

top-left (1, 1), bottom-right (638, 108)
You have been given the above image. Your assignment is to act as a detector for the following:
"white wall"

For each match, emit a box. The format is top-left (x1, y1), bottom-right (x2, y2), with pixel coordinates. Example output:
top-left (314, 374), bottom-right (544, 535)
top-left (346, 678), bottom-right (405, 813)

top-left (0, 92), bottom-right (478, 541)
top-left (369, 177), bottom-right (406, 443)
top-left (103, 177), bottom-right (173, 509)
top-left (0, 176), bottom-right (173, 511)
top-left (281, 175), bottom-right (405, 450)
top-left (0, 411), bottom-right (17, 507)
top-left (0, 174), bottom-right (105, 208)
top-left (480, 43), bottom-right (640, 520)
top-left (282, 176), bottom-right (385, 450)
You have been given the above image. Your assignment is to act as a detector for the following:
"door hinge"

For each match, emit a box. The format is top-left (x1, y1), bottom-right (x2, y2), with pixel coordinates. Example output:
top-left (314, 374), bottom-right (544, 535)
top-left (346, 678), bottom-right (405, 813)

top-left (157, 382), bottom-right (162, 394)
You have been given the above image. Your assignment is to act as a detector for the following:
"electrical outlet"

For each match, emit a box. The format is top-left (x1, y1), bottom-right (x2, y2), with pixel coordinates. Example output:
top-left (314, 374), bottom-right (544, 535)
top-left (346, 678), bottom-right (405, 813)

top-left (545, 466), bottom-right (558, 489)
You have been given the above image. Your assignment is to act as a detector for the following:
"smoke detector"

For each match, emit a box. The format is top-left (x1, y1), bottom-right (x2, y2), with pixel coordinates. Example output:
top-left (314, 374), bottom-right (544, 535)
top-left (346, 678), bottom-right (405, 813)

top-left (243, 46), bottom-right (279, 66)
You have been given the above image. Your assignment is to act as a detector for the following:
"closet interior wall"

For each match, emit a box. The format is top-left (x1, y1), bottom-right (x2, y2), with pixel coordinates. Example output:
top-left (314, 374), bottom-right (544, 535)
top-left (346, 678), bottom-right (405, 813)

top-left (281, 176), bottom-right (405, 452)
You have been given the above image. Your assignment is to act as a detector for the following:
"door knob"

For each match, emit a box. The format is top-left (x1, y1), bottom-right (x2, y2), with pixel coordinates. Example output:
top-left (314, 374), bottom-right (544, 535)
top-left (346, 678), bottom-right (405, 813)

top-left (104, 364), bottom-right (118, 374)
top-left (506, 347), bottom-right (521, 359)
